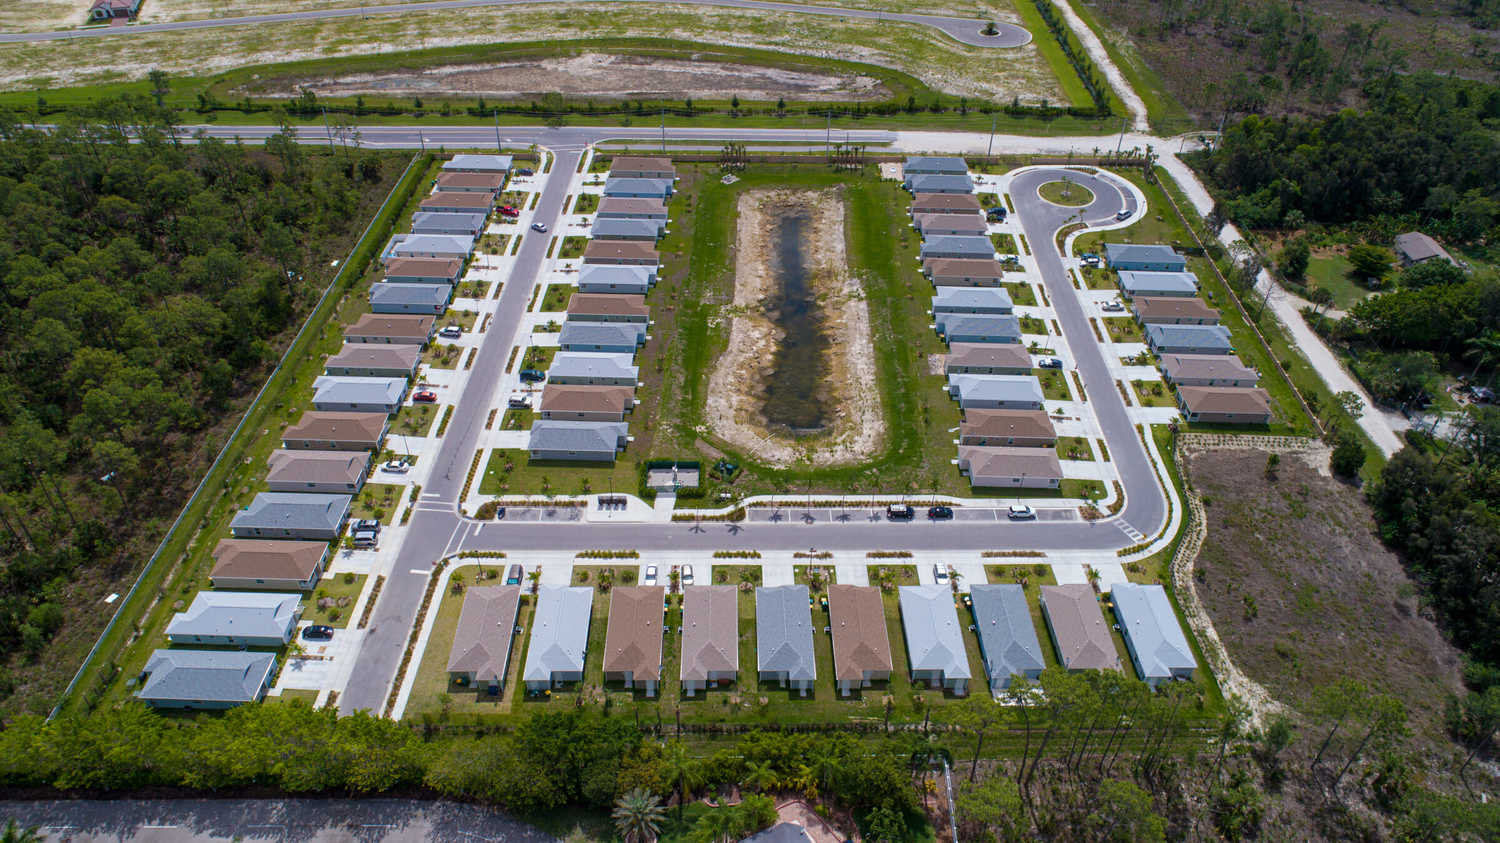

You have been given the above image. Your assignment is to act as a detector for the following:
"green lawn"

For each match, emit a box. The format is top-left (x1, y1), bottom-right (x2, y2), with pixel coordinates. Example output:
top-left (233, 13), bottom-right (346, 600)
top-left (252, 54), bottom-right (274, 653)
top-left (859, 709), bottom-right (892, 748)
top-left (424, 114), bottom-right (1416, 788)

top-left (539, 283), bottom-right (575, 312)
top-left (352, 483), bottom-right (404, 525)
top-left (1010, 0), bottom-right (1105, 110)
top-left (1038, 179), bottom-right (1093, 206)
top-left (478, 449), bottom-right (638, 498)
top-left (1103, 316), bottom-right (1143, 342)
top-left (558, 236), bottom-right (590, 260)
top-left (1019, 315), bottom-right (1048, 335)
top-left (306, 573), bottom-right (367, 629)
top-left (1002, 281), bottom-right (1037, 306)
top-left (454, 279), bottom-right (491, 299)
top-left (992, 232), bottom-right (1019, 254)
top-left (406, 577), bottom-right (535, 719)
top-left (498, 408), bottom-right (534, 431)
top-left (1132, 380), bottom-right (1177, 408)
top-left (1081, 266), bottom-right (1118, 291)
top-left (1036, 368), bottom-right (1072, 400)
top-left (478, 233), bottom-right (510, 255)
top-left (521, 345), bottom-right (557, 371)
top-left (443, 309), bottom-right (478, 331)
top-left (1055, 436), bottom-right (1094, 461)
top-left (391, 402), bottom-right (438, 437)
top-left (573, 193), bottom-right (600, 214)
top-left (1306, 253), bottom-right (1371, 311)
top-left (422, 343), bottom-right (462, 369)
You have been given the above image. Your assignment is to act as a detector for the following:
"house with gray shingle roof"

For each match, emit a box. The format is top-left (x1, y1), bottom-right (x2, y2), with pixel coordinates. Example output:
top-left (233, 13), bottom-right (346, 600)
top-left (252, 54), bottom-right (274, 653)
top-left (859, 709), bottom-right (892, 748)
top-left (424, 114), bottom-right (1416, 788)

top-left (527, 420), bottom-right (629, 462)
top-left (230, 492), bottom-right (351, 540)
top-left (443, 154), bottom-right (513, 173)
top-left (681, 586), bottom-right (738, 696)
top-left (590, 217), bottom-right (664, 241)
top-left (757, 585), bottom-right (816, 695)
top-left (947, 374), bottom-right (1045, 410)
top-left (523, 586), bottom-right (593, 691)
top-left (410, 211), bottom-right (486, 238)
top-left (603, 177), bottom-right (674, 199)
top-left (935, 314), bottom-right (1022, 344)
top-left (1145, 324), bottom-right (1233, 356)
top-left (1110, 583), bottom-right (1196, 688)
top-left (932, 287), bottom-right (1013, 315)
top-left (548, 352), bottom-right (639, 386)
top-left (136, 650), bottom-right (277, 709)
top-left (558, 320), bottom-right (647, 353)
top-left (447, 585), bottom-right (522, 691)
top-left (904, 156), bottom-right (969, 176)
top-left (1117, 270), bottom-right (1199, 298)
top-left (383, 233), bottom-right (474, 261)
top-left (577, 263), bottom-right (656, 294)
top-left (166, 591), bottom-right (303, 647)
top-left (311, 376), bottom-right (408, 414)
top-left (969, 584), bottom-right (1045, 691)
top-left (898, 585), bottom-right (970, 695)
top-left (905, 173), bottom-right (975, 194)
top-left (1040, 584), bottom-right (1121, 672)
top-left (1104, 243), bottom-right (1185, 272)
top-left (920, 236), bottom-right (995, 261)
top-left (369, 282), bottom-right (452, 315)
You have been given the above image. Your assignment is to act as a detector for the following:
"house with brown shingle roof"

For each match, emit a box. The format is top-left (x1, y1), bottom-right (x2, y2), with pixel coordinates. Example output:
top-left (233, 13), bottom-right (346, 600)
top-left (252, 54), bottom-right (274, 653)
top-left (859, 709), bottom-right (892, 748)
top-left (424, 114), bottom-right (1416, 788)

top-left (325, 344), bottom-right (421, 378)
top-left (282, 412), bottom-right (388, 451)
top-left (1177, 386), bottom-right (1272, 425)
top-left (609, 156), bottom-right (676, 179)
top-left (924, 258), bottom-right (1006, 287)
top-left (1039, 584), bottom-right (1121, 672)
top-left (583, 240), bottom-right (659, 266)
top-left (910, 193), bottom-right (982, 215)
top-left (945, 343), bottom-right (1033, 376)
top-left (385, 257), bottom-right (462, 284)
top-left (344, 314), bottom-right (435, 345)
top-left (538, 384), bottom-right (636, 422)
top-left (435, 172), bottom-right (506, 194)
top-left (681, 585), bottom-right (738, 696)
top-left (1132, 297), bottom-right (1220, 325)
top-left (595, 197), bottom-right (669, 220)
top-left (265, 450), bottom-right (370, 494)
top-left (1160, 354), bottom-right (1258, 388)
top-left (447, 585), bottom-right (522, 691)
top-left (210, 540), bottom-right (328, 591)
top-left (603, 586), bottom-right (666, 697)
top-left (566, 293), bottom-right (650, 324)
top-left (828, 585), bottom-right (892, 696)
top-left (959, 410), bottom-right (1057, 447)
top-left (958, 446), bottom-right (1062, 489)
top-left (419, 191), bottom-right (493, 213)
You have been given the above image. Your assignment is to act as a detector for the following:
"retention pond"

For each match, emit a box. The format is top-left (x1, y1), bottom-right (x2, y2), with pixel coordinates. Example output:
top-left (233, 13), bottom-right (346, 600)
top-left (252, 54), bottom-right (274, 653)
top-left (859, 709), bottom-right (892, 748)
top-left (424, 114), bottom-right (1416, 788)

top-left (761, 210), bottom-right (831, 434)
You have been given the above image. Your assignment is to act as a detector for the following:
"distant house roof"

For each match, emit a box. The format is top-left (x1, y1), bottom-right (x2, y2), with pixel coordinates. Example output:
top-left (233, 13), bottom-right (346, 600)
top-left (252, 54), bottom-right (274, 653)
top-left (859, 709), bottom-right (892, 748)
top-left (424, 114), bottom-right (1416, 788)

top-left (828, 585), bottom-right (892, 681)
top-left (443, 154), bottom-right (513, 172)
top-left (418, 191), bottom-right (493, 211)
top-left (344, 313), bottom-right (435, 342)
top-left (266, 449), bottom-right (369, 489)
top-left (1133, 297), bottom-right (1218, 322)
top-left (369, 282), bottom-right (451, 309)
top-left (1394, 232), bottom-right (1455, 264)
top-left (595, 197), bottom-right (669, 217)
top-left (1040, 584), bottom-right (1120, 671)
top-left (410, 211), bottom-right (487, 233)
top-left (744, 823), bottom-right (814, 843)
top-left (959, 445), bottom-right (1064, 481)
top-left (1161, 354), bottom-right (1257, 383)
top-left (558, 320), bottom-right (646, 348)
top-left (603, 177), bottom-right (673, 197)
top-left (921, 235), bottom-right (994, 258)
top-left (231, 493), bottom-right (351, 534)
top-left (924, 258), bottom-right (1005, 279)
top-left (312, 376), bottom-right (408, 407)
top-left (590, 217), bottom-right (665, 239)
top-left (936, 314), bottom-right (1022, 340)
top-left (906, 174), bottom-right (975, 193)
top-left (1104, 243), bottom-right (1184, 267)
top-left (933, 286), bottom-right (1013, 312)
top-left (947, 342), bottom-right (1032, 371)
top-left (681, 586), bottom-right (738, 682)
top-left (898, 586), bottom-right (971, 680)
top-left (528, 420), bottom-right (628, 454)
top-left (915, 213), bottom-right (987, 235)
top-left (1146, 324), bottom-right (1232, 351)
top-left (540, 384), bottom-right (634, 415)
top-left (756, 585), bottom-right (816, 681)
top-left (567, 293), bottom-right (650, 320)
top-left (436, 172), bottom-right (505, 191)
top-left (583, 240), bottom-right (659, 263)
top-left (325, 343), bottom-right (420, 374)
top-left (1118, 270), bottom-right (1199, 296)
top-left (138, 650), bottom-right (276, 706)
top-left (960, 409), bottom-right (1056, 441)
top-left (385, 257), bottom-right (461, 280)
top-left (166, 591), bottom-right (301, 642)
top-left (603, 586), bottom-right (666, 681)
top-left (522, 586), bottom-right (594, 682)
top-left (948, 374), bottom-right (1045, 404)
top-left (1111, 583), bottom-right (1195, 680)
top-left (970, 584), bottom-right (1046, 684)
top-left (610, 156), bottom-right (675, 174)
top-left (386, 233), bottom-right (473, 258)
top-left (578, 263), bottom-right (655, 284)
top-left (549, 352), bottom-right (639, 381)
top-left (447, 585), bottom-right (522, 683)
top-left (910, 193), bottom-right (982, 213)
top-left (283, 412), bottom-right (388, 446)
top-left (211, 539), bottom-right (328, 584)
top-left (904, 156), bottom-right (969, 175)
top-left (1178, 386), bottom-right (1271, 416)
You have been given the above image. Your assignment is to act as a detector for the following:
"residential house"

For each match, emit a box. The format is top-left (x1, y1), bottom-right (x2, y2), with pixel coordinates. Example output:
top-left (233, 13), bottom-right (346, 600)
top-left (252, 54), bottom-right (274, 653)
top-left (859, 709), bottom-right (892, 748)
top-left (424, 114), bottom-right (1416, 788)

top-left (566, 293), bottom-right (650, 324)
top-left (936, 314), bottom-right (1022, 344)
top-left (1104, 243), bottom-right (1186, 272)
top-left (959, 409), bottom-right (1057, 447)
top-left (418, 191), bottom-right (494, 214)
top-left (589, 217), bottom-right (665, 241)
top-left (165, 592), bottom-right (302, 647)
top-left (324, 344), bottom-right (421, 379)
top-left (89, 0), bottom-right (142, 21)
top-left (527, 420), bottom-right (629, 462)
top-left (1177, 386), bottom-right (1273, 425)
top-left (344, 314), bottom-right (435, 345)
top-left (311, 376), bottom-right (408, 414)
top-left (522, 586), bottom-right (594, 692)
top-left (384, 233), bottom-right (473, 261)
top-left (210, 539), bottom-right (328, 591)
top-left (1111, 583), bottom-right (1196, 688)
top-left (595, 197), bottom-right (669, 220)
top-left (969, 584), bottom-right (1046, 691)
top-left (410, 211), bottom-right (486, 238)
top-left (602, 586), bottom-right (666, 697)
top-left (435, 172), bottom-right (506, 194)
top-left (577, 263), bottom-right (656, 294)
top-left (1145, 324), bottom-right (1233, 356)
top-left (282, 412), bottom-right (388, 451)
top-left (557, 320), bottom-right (647, 353)
top-left (1394, 231), bottom-right (1456, 267)
top-left (539, 384), bottom-right (636, 422)
top-left (609, 156), bottom-right (676, 179)
top-left (1132, 297), bottom-right (1219, 325)
top-left (903, 156), bottom-right (969, 176)
top-left (547, 352), bottom-right (639, 386)
top-left (906, 174), bottom-right (975, 194)
top-left (230, 493), bottom-right (350, 541)
top-left (1159, 354), bottom-right (1258, 388)
top-left (828, 585), bottom-right (892, 696)
top-left (932, 287), bottom-right (1013, 315)
top-left (897, 586), bottom-right (970, 695)
top-left (603, 177), bottom-right (674, 199)
top-left (924, 258), bottom-right (1006, 287)
top-left (136, 650), bottom-right (276, 709)
top-left (920, 235), bottom-right (995, 261)
top-left (385, 257), bottom-right (462, 285)
top-left (910, 193), bottom-right (983, 215)
top-left (958, 446), bottom-right (1063, 489)
top-left (744, 824), bottom-right (815, 843)
top-left (944, 343), bottom-right (1033, 376)
top-left (1039, 584), bottom-right (1121, 672)
top-left (265, 449), bottom-right (369, 494)
top-left (681, 586), bottom-right (738, 696)
top-left (756, 585), bottom-right (817, 695)
top-left (368, 282), bottom-right (452, 315)
top-left (914, 213), bottom-right (988, 237)
top-left (582, 240), bottom-right (659, 266)
top-left (443, 154), bottom-right (513, 174)
top-left (446, 585), bottom-right (522, 693)
top-left (947, 374), bottom-right (1045, 410)
top-left (1117, 270), bottom-right (1199, 298)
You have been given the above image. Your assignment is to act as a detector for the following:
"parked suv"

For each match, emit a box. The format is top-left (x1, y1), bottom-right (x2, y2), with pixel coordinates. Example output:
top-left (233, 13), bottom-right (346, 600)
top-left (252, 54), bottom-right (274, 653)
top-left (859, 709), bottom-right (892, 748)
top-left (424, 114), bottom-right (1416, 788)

top-left (886, 503), bottom-right (915, 521)
top-left (519, 369), bottom-right (547, 383)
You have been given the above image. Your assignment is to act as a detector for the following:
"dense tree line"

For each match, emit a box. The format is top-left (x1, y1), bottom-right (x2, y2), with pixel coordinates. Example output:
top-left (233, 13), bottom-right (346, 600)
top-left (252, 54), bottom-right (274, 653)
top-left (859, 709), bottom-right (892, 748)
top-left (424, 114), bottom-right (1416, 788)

top-left (0, 98), bottom-right (399, 705)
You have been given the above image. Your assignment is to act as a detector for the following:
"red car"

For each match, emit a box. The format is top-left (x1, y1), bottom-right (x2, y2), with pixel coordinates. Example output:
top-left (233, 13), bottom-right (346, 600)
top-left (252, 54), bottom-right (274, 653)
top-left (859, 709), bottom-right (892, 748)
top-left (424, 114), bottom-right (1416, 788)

top-left (412, 390), bottom-right (438, 403)
top-left (498, 205), bottom-right (520, 217)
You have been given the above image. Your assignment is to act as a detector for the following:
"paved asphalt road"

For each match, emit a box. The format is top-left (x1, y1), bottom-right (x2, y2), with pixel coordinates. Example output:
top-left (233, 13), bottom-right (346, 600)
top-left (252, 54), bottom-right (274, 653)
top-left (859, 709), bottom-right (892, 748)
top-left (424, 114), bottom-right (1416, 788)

top-left (0, 0), bottom-right (1029, 47)
top-left (186, 124), bottom-right (900, 152)
top-left (0, 798), bottom-right (555, 842)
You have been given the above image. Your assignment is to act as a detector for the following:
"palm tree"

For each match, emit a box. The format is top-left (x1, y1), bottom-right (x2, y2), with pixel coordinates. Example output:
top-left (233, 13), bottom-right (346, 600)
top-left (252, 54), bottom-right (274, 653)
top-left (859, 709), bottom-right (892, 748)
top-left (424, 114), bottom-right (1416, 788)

top-left (1466, 331), bottom-right (1500, 388)
top-left (661, 739), bottom-right (703, 817)
top-left (740, 759), bottom-right (780, 794)
top-left (612, 788), bottom-right (666, 843)
top-left (0, 822), bottom-right (43, 843)
top-left (690, 809), bottom-right (735, 843)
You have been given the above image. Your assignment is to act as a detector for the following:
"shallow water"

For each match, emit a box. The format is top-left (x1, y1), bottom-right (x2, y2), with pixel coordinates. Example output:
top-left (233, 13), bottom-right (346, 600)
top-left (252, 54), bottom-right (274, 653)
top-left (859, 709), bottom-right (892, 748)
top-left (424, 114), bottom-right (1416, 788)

top-left (761, 210), bottom-right (831, 434)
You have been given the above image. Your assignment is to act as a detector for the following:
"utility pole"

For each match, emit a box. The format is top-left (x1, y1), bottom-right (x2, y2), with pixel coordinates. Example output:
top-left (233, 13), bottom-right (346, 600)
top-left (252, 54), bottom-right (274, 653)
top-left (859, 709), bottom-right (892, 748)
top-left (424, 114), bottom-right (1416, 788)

top-left (418, 133), bottom-right (426, 153)
top-left (1114, 115), bottom-right (1128, 156)
top-left (986, 112), bottom-right (996, 162)
top-left (660, 108), bottom-right (666, 153)
top-left (825, 109), bottom-right (831, 156)
top-left (493, 111), bottom-right (502, 151)
top-left (321, 106), bottom-right (334, 152)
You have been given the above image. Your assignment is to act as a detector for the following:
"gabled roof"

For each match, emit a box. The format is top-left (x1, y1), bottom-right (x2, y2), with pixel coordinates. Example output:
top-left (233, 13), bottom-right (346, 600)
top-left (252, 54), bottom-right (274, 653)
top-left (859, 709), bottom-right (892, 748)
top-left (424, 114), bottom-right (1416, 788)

top-left (1394, 231), bottom-right (1453, 263)
top-left (1160, 354), bottom-right (1256, 382)
top-left (681, 586), bottom-right (738, 682)
top-left (959, 446), bottom-right (1064, 481)
top-left (523, 586), bottom-right (593, 681)
top-left (898, 586), bottom-right (971, 679)
top-left (916, 213), bottom-right (987, 234)
top-left (578, 263), bottom-right (655, 284)
top-left (948, 374), bottom-right (1045, 404)
top-left (447, 585), bottom-right (522, 682)
top-left (567, 293), bottom-right (650, 320)
top-left (828, 585), bottom-right (892, 680)
top-left (1110, 583), bottom-right (1195, 679)
top-left (603, 177), bottom-right (673, 196)
top-left (933, 287), bottom-right (1013, 311)
top-left (596, 197), bottom-right (669, 216)
top-left (947, 343), bottom-right (1032, 370)
top-left (312, 376), bottom-right (408, 406)
top-left (549, 352), bottom-right (639, 381)
top-left (387, 233), bottom-right (473, 257)
top-left (344, 313), bottom-right (435, 341)
top-left (528, 420), bottom-right (628, 453)
top-left (369, 282), bottom-right (451, 307)
top-left (419, 191), bottom-right (493, 211)
top-left (1133, 297), bottom-right (1218, 321)
top-left (910, 193), bottom-right (982, 213)
top-left (166, 591), bottom-right (301, 641)
top-left (443, 154), bottom-right (513, 172)
top-left (590, 217), bottom-right (665, 238)
top-left (558, 320), bottom-right (646, 347)
top-left (436, 172), bottom-right (505, 191)
top-left (921, 235), bottom-right (994, 257)
top-left (1039, 584), bottom-right (1120, 671)
top-left (325, 344), bottom-right (420, 374)
top-left (1118, 270), bottom-right (1199, 295)
top-left (283, 412), bottom-right (388, 445)
top-left (907, 174), bottom-right (975, 193)
top-left (924, 257), bottom-right (1004, 279)
top-left (960, 409), bottom-right (1056, 440)
top-left (1145, 324), bottom-right (1232, 350)
top-left (539, 384), bottom-right (634, 414)
top-left (1104, 243), bottom-right (1183, 265)
top-left (969, 584), bottom-right (1045, 683)
top-left (936, 314), bottom-right (1022, 339)
top-left (610, 156), bottom-right (675, 173)
top-left (385, 257), bottom-right (461, 279)
top-left (584, 240), bottom-right (659, 262)
top-left (603, 586), bottom-right (666, 680)
top-left (1178, 386), bottom-right (1271, 415)
top-left (756, 585), bottom-right (816, 680)
top-left (212, 539), bottom-right (328, 583)
top-left (231, 493), bottom-right (351, 533)
top-left (904, 156), bottom-right (969, 174)
top-left (410, 211), bottom-right (487, 232)
top-left (138, 649), bottom-right (276, 704)
top-left (266, 450), bottom-right (369, 487)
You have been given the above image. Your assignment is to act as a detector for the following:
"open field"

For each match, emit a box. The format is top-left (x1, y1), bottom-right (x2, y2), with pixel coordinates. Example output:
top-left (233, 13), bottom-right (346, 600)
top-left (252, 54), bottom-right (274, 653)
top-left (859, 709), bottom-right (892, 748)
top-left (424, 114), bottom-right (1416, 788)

top-left (1305, 251), bottom-right (1369, 311)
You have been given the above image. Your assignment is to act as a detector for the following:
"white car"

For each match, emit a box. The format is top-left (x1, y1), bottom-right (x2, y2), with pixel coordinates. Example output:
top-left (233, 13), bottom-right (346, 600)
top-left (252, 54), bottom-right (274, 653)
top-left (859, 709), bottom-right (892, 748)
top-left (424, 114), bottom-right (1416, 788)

top-left (1007, 504), bottom-right (1036, 520)
top-left (381, 459), bottom-right (411, 474)
top-left (1101, 302), bottom-right (1125, 313)
top-left (681, 564), bottom-right (694, 585)
top-left (531, 221), bottom-right (548, 233)
top-left (933, 564), bottom-right (950, 585)
top-left (439, 325), bottom-right (463, 339)
top-left (644, 565), bottom-right (658, 586)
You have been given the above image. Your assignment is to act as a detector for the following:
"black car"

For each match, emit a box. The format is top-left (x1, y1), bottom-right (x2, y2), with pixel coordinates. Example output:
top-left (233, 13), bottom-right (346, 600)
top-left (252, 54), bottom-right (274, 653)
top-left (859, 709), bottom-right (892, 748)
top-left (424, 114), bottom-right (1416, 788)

top-left (302, 625), bottom-right (335, 640)
top-left (986, 207), bottom-right (1008, 221)
top-left (927, 505), bottom-right (954, 520)
top-left (514, 167), bottom-right (535, 176)
top-left (886, 504), bottom-right (915, 521)
top-left (519, 369), bottom-right (546, 383)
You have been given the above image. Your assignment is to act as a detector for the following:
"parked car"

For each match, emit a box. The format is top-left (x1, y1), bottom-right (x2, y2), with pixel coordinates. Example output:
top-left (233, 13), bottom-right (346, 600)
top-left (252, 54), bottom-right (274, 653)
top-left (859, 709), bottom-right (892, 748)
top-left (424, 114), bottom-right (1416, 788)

top-left (1115, 208), bottom-right (1133, 221)
top-left (302, 625), bottom-right (335, 640)
top-left (514, 167), bottom-right (535, 177)
top-left (644, 565), bottom-right (659, 586)
top-left (1039, 358), bottom-right (1064, 369)
top-left (506, 564), bottom-right (523, 585)
top-left (519, 369), bottom-right (547, 383)
top-left (531, 221), bottom-right (548, 233)
top-left (439, 325), bottom-right (463, 339)
top-left (927, 505), bottom-right (954, 520)
top-left (353, 519), bottom-right (381, 533)
top-left (1007, 504), bottom-right (1036, 520)
top-left (1101, 302), bottom-right (1125, 313)
top-left (413, 390), bottom-right (438, 403)
top-left (986, 207), bottom-right (1008, 221)
top-left (886, 503), bottom-right (915, 521)
top-left (681, 564), bottom-right (694, 585)
top-left (381, 459), bottom-right (410, 473)
top-left (498, 205), bottom-right (520, 217)
top-left (933, 564), bottom-right (950, 585)
top-left (507, 395), bottom-right (532, 409)
top-left (351, 531), bottom-right (377, 548)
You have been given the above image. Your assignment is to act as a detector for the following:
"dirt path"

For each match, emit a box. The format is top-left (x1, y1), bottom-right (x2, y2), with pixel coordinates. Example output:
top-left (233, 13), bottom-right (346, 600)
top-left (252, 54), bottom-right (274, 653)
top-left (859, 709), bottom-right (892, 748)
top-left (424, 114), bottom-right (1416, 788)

top-left (705, 188), bottom-right (885, 468)
top-left (1053, 0), bottom-right (1148, 131)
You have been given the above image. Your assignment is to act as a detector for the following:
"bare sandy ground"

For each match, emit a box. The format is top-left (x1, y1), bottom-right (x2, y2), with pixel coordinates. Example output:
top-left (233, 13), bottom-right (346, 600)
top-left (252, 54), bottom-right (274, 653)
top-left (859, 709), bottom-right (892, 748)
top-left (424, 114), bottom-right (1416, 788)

top-left (242, 53), bottom-right (889, 102)
top-left (705, 188), bottom-right (884, 468)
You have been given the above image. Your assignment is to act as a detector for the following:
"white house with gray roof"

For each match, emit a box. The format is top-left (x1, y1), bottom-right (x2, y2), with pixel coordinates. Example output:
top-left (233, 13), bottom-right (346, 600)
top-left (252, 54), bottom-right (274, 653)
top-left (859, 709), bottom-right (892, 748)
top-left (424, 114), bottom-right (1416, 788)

top-left (603, 177), bottom-right (674, 199)
top-left (898, 585), bottom-right (970, 695)
top-left (947, 374), bottom-right (1045, 410)
top-left (1117, 270), bottom-right (1199, 298)
top-left (443, 153), bottom-right (513, 173)
top-left (1145, 324), bottom-right (1233, 356)
top-left (230, 492), bottom-right (351, 540)
top-left (369, 282), bottom-right (452, 315)
top-left (590, 217), bottom-right (665, 241)
top-left (756, 585), bottom-right (816, 695)
top-left (558, 321), bottom-right (647, 354)
top-left (528, 420), bottom-right (629, 462)
top-left (904, 156), bottom-right (969, 176)
top-left (166, 591), bottom-right (302, 647)
top-left (969, 584), bottom-right (1045, 692)
top-left (548, 352), bottom-right (639, 386)
top-left (1104, 243), bottom-right (1186, 272)
top-left (136, 650), bottom-right (277, 709)
top-left (383, 233), bottom-right (474, 261)
top-left (1111, 583), bottom-right (1196, 688)
top-left (936, 314), bottom-right (1022, 344)
top-left (920, 235), bottom-right (994, 261)
top-left (906, 173), bottom-right (975, 194)
top-left (311, 377), bottom-right (408, 414)
top-left (932, 287), bottom-right (1013, 315)
top-left (523, 586), bottom-right (594, 691)
top-left (578, 263), bottom-right (656, 294)
top-left (410, 211), bottom-right (486, 238)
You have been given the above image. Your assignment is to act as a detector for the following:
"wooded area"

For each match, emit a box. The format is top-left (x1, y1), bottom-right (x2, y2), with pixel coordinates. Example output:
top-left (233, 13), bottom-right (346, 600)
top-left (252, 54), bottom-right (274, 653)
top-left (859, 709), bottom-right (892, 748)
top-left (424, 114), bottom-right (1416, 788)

top-left (0, 98), bottom-right (402, 714)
